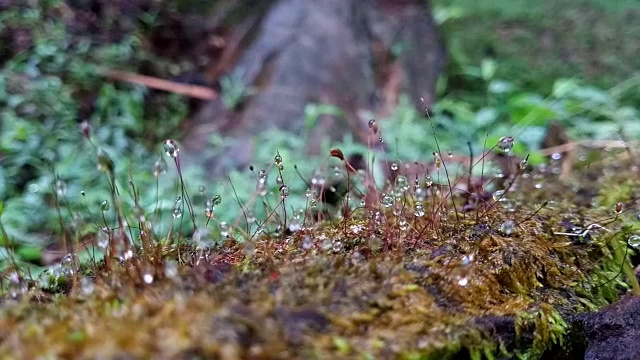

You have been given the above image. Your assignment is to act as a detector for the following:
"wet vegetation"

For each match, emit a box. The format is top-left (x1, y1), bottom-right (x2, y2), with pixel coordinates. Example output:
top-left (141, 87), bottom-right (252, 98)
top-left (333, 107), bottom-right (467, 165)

top-left (1, 1), bottom-right (640, 359)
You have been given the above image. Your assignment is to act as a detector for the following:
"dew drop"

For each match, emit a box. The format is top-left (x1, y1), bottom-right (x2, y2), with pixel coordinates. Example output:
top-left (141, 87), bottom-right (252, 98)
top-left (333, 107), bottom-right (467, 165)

top-left (164, 261), bottom-right (179, 279)
top-left (152, 157), bottom-right (168, 177)
top-left (433, 152), bottom-right (442, 169)
top-left (492, 190), bottom-right (506, 202)
top-left (172, 197), bottom-right (183, 219)
top-left (394, 175), bottom-right (409, 193)
top-left (289, 211), bottom-right (302, 232)
top-left (98, 228), bottom-right (110, 248)
top-left (497, 136), bottom-right (515, 153)
top-left (457, 276), bottom-right (469, 287)
top-left (628, 235), bottom-right (640, 248)
top-left (220, 222), bottom-right (230, 237)
top-left (279, 185), bottom-right (290, 199)
top-left (398, 217), bottom-right (408, 231)
top-left (321, 236), bottom-right (332, 251)
top-left (276, 175), bottom-right (284, 185)
top-left (60, 254), bottom-right (76, 276)
top-left (210, 195), bottom-right (222, 206)
top-left (143, 273), bottom-right (154, 284)
top-left (381, 194), bottom-right (394, 208)
top-left (302, 235), bottom-right (313, 250)
top-left (199, 186), bottom-right (206, 194)
top-left (368, 119), bottom-right (378, 134)
top-left (55, 180), bottom-right (67, 197)
top-left (332, 240), bottom-right (344, 253)
top-left (8, 271), bottom-right (26, 299)
top-left (274, 152), bottom-right (283, 168)
top-left (163, 139), bottom-right (180, 158)
top-left (133, 205), bottom-right (145, 222)
top-left (309, 198), bottom-right (318, 209)
top-left (80, 276), bottom-right (95, 296)
top-left (100, 200), bottom-right (110, 212)
top-left (519, 158), bottom-right (528, 170)
top-left (414, 203), bottom-right (425, 217)
top-left (425, 175), bottom-right (433, 187)
top-left (500, 219), bottom-right (515, 235)
top-left (390, 163), bottom-right (399, 171)
top-left (122, 249), bottom-right (133, 261)
top-left (461, 254), bottom-right (474, 266)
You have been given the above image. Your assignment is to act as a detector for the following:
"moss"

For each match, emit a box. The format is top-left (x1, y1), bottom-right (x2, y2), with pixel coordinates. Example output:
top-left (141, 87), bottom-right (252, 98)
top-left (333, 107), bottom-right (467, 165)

top-left (1, 147), bottom-right (640, 359)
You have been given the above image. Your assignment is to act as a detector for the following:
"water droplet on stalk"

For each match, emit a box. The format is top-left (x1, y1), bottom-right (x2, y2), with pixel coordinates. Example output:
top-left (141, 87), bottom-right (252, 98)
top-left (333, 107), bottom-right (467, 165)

top-left (414, 203), bottom-right (425, 217)
top-left (398, 217), bottom-right (408, 231)
top-left (55, 180), bottom-right (67, 197)
top-left (368, 119), bottom-right (378, 134)
top-left (432, 152), bottom-right (442, 170)
top-left (492, 190), bottom-right (505, 202)
top-left (100, 200), bottom-right (110, 212)
top-left (381, 194), bottom-right (394, 208)
top-left (172, 197), bottom-right (183, 219)
top-left (425, 175), bottom-right (433, 187)
top-left (628, 235), bottom-right (640, 248)
top-left (289, 211), bottom-right (302, 232)
top-left (395, 175), bottom-right (409, 193)
top-left (519, 158), bottom-right (528, 170)
top-left (152, 157), bottom-right (168, 177)
top-left (163, 139), bottom-right (179, 158)
top-left (497, 136), bottom-right (515, 153)
top-left (256, 176), bottom-right (267, 196)
top-left (274, 152), bottom-right (283, 170)
top-left (457, 276), bottom-right (469, 287)
top-left (332, 240), bottom-right (343, 253)
top-left (309, 198), bottom-right (318, 209)
top-left (391, 163), bottom-right (399, 171)
top-left (279, 185), bottom-right (290, 199)
top-left (60, 254), bottom-right (75, 276)
top-left (220, 222), bottom-right (230, 237)
top-left (98, 228), bottom-right (109, 248)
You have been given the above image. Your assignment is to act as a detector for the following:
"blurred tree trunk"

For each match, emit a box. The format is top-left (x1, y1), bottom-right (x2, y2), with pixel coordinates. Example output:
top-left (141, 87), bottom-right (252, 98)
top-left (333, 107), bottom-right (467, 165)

top-left (186, 0), bottom-right (445, 172)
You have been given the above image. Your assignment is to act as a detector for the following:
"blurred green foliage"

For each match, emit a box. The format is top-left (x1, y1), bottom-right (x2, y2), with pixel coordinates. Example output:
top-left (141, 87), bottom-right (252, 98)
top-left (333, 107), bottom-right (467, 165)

top-left (0, 0), bottom-right (639, 270)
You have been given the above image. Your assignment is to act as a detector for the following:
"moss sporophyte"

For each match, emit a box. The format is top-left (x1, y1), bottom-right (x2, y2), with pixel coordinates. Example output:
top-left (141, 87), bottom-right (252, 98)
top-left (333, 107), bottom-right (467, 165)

top-left (1, 117), bottom-right (639, 359)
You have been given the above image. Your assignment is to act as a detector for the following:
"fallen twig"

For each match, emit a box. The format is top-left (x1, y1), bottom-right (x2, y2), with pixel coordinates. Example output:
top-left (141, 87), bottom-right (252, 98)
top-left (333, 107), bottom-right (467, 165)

top-left (99, 68), bottom-right (217, 100)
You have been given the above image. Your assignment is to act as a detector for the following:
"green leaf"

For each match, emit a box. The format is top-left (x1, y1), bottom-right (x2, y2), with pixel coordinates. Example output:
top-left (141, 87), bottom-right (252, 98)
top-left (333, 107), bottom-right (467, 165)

top-left (481, 58), bottom-right (497, 81)
top-left (16, 246), bottom-right (42, 262)
top-left (552, 78), bottom-right (579, 98)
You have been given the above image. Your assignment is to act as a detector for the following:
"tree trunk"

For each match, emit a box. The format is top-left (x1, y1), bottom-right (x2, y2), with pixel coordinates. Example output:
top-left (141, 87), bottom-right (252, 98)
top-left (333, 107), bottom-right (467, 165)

top-left (186, 0), bottom-right (445, 173)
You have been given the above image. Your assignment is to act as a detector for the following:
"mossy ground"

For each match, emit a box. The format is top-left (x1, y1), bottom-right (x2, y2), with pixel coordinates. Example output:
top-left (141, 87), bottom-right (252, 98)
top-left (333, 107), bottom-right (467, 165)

top-left (1, 145), bottom-right (639, 360)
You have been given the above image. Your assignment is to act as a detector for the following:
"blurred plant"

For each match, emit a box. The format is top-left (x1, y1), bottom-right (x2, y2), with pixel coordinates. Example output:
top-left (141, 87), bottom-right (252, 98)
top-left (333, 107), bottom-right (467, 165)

top-left (220, 70), bottom-right (253, 110)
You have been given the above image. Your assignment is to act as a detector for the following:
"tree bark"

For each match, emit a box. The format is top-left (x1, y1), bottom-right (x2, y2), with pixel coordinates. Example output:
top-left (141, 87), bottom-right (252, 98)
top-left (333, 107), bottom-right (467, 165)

top-left (186, 0), bottom-right (445, 173)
